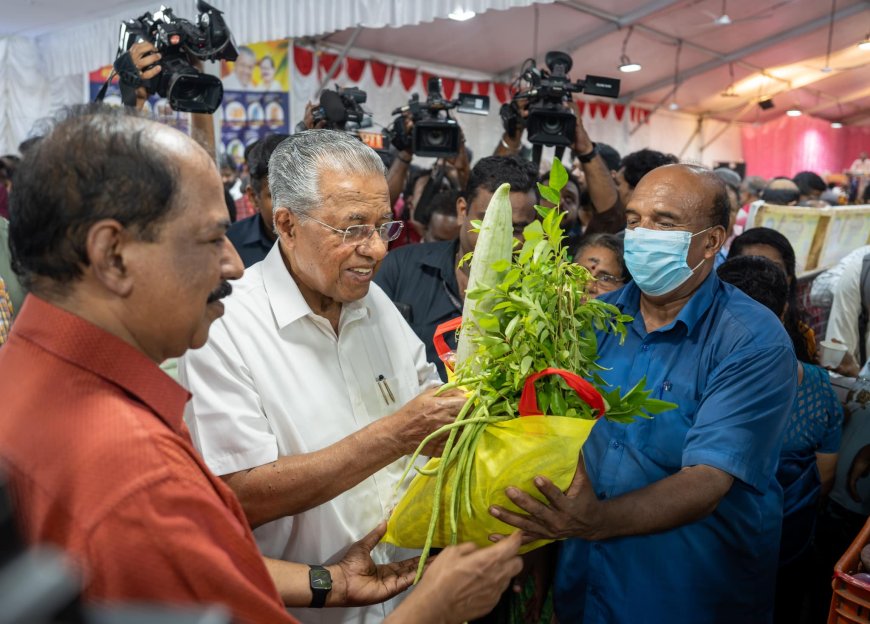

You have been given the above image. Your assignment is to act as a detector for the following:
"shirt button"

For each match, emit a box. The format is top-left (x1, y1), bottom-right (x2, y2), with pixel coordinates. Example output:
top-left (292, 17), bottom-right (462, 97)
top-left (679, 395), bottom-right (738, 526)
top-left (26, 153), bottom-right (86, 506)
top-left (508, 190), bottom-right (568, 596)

top-left (611, 440), bottom-right (620, 449)
top-left (642, 344), bottom-right (650, 351)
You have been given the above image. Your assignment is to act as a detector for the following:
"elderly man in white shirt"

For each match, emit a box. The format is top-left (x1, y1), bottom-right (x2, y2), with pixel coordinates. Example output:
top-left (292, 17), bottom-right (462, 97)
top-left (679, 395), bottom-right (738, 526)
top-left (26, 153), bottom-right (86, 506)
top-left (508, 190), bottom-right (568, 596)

top-left (180, 130), bottom-right (466, 624)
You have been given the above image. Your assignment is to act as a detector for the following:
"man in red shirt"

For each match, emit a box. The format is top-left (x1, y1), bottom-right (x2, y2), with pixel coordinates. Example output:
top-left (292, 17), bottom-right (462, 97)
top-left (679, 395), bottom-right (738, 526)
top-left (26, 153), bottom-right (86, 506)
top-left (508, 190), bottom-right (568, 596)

top-left (0, 104), bottom-right (520, 623)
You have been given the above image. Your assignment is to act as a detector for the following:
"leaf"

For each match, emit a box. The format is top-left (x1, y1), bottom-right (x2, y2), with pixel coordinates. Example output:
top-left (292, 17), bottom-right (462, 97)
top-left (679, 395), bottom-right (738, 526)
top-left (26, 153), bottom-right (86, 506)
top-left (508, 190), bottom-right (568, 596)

top-left (537, 182), bottom-right (561, 206)
top-left (549, 158), bottom-right (569, 193)
top-left (522, 220), bottom-right (545, 242)
top-left (491, 259), bottom-right (511, 272)
top-left (520, 355), bottom-right (533, 376)
top-left (500, 268), bottom-right (522, 289)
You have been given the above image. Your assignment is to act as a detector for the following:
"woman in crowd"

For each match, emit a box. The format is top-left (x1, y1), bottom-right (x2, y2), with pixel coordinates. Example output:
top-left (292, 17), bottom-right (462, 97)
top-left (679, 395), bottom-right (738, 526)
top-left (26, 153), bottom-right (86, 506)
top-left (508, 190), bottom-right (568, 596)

top-left (718, 253), bottom-right (843, 623)
top-left (728, 227), bottom-right (818, 362)
top-left (573, 233), bottom-right (629, 299)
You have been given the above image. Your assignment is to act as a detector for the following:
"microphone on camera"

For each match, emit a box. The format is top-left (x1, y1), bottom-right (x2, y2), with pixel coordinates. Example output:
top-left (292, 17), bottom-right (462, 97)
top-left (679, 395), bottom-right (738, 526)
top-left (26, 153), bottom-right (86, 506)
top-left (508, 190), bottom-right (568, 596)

top-left (320, 90), bottom-right (347, 125)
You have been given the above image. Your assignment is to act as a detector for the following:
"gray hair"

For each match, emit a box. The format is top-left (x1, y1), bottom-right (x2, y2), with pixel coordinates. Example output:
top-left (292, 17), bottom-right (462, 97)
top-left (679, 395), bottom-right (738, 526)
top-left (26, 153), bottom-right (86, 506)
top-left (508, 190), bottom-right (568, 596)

top-left (268, 129), bottom-right (386, 221)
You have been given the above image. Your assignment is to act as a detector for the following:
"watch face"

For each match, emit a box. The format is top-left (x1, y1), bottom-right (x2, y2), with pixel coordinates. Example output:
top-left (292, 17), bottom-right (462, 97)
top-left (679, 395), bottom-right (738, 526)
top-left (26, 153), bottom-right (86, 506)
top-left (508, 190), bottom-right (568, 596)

top-left (311, 568), bottom-right (332, 590)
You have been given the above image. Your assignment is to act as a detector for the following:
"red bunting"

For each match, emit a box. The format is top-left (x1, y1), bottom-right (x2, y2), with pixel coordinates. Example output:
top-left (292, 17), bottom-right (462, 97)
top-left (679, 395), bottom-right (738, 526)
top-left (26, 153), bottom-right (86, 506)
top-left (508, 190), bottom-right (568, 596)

top-left (399, 67), bottom-right (417, 91)
top-left (460, 80), bottom-right (474, 94)
top-left (614, 104), bottom-right (626, 121)
top-left (442, 78), bottom-right (456, 100)
top-left (588, 102), bottom-right (599, 119)
top-left (318, 52), bottom-right (342, 78)
top-left (345, 57), bottom-right (365, 83)
top-left (370, 59), bottom-right (388, 86)
top-left (575, 99), bottom-right (586, 117)
top-left (477, 81), bottom-right (490, 96)
top-left (494, 83), bottom-right (511, 105)
top-left (294, 46), bottom-right (313, 76)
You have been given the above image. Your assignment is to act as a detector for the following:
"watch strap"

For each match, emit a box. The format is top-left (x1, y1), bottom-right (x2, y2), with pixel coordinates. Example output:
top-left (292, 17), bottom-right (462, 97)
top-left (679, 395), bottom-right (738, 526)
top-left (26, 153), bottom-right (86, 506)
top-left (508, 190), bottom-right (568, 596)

top-left (576, 143), bottom-right (598, 164)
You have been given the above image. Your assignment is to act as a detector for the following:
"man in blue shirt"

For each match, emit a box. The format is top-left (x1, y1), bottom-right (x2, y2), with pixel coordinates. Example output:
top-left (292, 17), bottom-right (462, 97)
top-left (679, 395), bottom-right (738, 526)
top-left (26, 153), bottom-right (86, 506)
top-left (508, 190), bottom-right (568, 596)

top-left (490, 164), bottom-right (797, 623)
top-left (226, 134), bottom-right (288, 267)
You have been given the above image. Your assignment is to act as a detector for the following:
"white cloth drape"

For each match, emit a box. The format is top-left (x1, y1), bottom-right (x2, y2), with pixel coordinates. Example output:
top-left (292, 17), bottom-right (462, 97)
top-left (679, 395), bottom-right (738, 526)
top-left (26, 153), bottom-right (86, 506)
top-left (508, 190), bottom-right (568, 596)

top-left (37, 0), bottom-right (550, 79)
top-left (0, 36), bottom-right (84, 154)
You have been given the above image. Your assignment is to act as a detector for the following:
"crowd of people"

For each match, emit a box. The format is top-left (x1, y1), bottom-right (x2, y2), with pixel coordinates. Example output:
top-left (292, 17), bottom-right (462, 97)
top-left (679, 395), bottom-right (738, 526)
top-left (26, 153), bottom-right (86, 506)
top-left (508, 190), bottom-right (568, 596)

top-left (1, 41), bottom-right (870, 624)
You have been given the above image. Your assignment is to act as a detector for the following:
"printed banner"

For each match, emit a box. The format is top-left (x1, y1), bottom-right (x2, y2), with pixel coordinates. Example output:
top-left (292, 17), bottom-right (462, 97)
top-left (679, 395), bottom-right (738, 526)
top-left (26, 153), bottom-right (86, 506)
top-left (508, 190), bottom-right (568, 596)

top-left (220, 39), bottom-right (291, 166)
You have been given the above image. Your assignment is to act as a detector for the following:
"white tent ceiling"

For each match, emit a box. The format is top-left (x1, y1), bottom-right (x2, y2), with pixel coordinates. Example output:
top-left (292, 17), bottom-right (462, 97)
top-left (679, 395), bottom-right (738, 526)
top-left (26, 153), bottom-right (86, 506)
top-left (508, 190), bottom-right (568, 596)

top-left (2, 0), bottom-right (869, 125)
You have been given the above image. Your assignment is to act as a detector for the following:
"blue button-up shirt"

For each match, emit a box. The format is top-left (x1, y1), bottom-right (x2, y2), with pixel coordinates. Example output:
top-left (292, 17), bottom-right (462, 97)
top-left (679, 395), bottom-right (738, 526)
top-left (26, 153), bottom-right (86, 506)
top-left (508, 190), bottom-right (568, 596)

top-left (226, 214), bottom-right (275, 269)
top-left (555, 271), bottom-right (797, 624)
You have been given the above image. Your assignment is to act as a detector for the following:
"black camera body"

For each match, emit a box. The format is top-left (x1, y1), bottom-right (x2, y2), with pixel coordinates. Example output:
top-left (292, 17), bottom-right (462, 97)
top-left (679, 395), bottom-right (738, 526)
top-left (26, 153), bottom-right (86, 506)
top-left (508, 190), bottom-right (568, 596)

top-left (117, 0), bottom-right (238, 114)
top-left (504, 51), bottom-right (620, 148)
top-left (391, 77), bottom-right (489, 158)
top-left (312, 86), bottom-right (368, 130)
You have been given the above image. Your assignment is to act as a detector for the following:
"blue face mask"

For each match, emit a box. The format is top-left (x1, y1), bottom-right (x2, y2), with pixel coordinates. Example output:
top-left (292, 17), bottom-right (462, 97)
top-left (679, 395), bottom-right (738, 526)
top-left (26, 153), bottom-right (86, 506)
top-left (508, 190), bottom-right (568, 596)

top-left (624, 227), bottom-right (710, 296)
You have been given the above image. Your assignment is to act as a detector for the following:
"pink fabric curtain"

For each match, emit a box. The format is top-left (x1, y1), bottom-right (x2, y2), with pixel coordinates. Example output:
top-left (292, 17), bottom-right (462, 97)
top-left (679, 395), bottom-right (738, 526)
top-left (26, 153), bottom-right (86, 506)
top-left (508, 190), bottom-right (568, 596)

top-left (741, 115), bottom-right (870, 179)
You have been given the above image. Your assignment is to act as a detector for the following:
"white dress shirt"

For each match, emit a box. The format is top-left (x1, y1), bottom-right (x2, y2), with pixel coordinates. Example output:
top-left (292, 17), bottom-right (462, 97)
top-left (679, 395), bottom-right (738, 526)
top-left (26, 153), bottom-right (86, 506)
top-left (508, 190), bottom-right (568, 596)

top-left (179, 243), bottom-right (440, 624)
top-left (825, 250), bottom-right (870, 365)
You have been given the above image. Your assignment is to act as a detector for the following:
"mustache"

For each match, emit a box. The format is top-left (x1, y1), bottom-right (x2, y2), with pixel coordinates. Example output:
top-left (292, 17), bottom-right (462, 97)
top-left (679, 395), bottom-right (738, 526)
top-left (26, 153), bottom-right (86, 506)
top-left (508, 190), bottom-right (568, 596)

top-left (207, 281), bottom-right (233, 304)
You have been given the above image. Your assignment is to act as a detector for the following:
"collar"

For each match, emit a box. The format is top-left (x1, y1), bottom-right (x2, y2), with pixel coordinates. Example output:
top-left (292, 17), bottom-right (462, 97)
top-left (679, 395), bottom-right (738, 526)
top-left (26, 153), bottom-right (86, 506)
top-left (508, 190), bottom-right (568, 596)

top-left (418, 240), bottom-right (461, 289)
top-left (235, 214), bottom-right (274, 249)
top-left (612, 269), bottom-right (719, 336)
top-left (12, 295), bottom-right (190, 433)
top-left (260, 242), bottom-right (369, 331)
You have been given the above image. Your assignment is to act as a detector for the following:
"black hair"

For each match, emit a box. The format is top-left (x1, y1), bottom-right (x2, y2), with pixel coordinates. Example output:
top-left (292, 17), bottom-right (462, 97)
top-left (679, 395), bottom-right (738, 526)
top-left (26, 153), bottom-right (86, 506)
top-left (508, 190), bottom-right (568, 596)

top-left (430, 190), bottom-right (459, 218)
top-left (793, 171), bottom-right (826, 196)
top-left (620, 149), bottom-right (679, 188)
top-left (597, 143), bottom-right (621, 172)
top-left (9, 104), bottom-right (178, 294)
top-left (573, 233), bottom-right (630, 282)
top-left (761, 187), bottom-right (800, 205)
top-left (465, 155), bottom-right (537, 205)
top-left (717, 255), bottom-right (788, 317)
top-left (728, 227), bottom-right (812, 362)
top-left (247, 133), bottom-right (290, 193)
top-left (17, 136), bottom-right (42, 155)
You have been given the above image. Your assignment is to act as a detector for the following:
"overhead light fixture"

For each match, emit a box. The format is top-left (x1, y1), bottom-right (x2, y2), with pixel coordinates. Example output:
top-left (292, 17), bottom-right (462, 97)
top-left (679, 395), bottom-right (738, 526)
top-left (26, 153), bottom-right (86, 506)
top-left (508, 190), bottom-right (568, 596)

top-left (859, 34), bottom-right (870, 51)
top-left (758, 97), bottom-right (774, 110)
top-left (786, 106), bottom-right (802, 117)
top-left (668, 102), bottom-right (680, 111)
top-left (618, 27), bottom-right (642, 73)
top-left (448, 8), bottom-right (476, 21)
top-left (831, 121), bottom-right (843, 128)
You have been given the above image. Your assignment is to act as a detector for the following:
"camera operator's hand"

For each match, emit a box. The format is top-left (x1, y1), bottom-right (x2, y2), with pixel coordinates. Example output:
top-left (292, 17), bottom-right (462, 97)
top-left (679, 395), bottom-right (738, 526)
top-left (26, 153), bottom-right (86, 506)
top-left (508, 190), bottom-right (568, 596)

top-left (566, 99), bottom-right (594, 155)
top-left (302, 102), bottom-right (327, 130)
top-left (495, 98), bottom-right (527, 156)
top-left (387, 111), bottom-right (415, 206)
top-left (130, 41), bottom-right (162, 111)
top-left (444, 127), bottom-right (470, 190)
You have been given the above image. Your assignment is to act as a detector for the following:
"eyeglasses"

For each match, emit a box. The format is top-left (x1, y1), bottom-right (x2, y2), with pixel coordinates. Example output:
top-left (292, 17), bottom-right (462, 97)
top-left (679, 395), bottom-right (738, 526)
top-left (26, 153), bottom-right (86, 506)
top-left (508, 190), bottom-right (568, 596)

top-left (594, 273), bottom-right (625, 285)
top-left (304, 216), bottom-right (404, 246)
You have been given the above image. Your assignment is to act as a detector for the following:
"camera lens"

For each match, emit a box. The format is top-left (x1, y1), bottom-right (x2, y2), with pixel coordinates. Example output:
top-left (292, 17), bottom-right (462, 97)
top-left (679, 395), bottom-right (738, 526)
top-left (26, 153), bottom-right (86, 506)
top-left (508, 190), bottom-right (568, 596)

top-left (424, 129), bottom-right (446, 147)
top-left (542, 118), bottom-right (564, 134)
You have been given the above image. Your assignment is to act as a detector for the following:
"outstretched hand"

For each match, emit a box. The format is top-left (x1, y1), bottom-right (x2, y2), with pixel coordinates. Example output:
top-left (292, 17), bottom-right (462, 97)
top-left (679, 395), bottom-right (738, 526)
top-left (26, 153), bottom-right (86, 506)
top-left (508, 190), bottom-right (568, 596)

top-left (328, 521), bottom-right (418, 607)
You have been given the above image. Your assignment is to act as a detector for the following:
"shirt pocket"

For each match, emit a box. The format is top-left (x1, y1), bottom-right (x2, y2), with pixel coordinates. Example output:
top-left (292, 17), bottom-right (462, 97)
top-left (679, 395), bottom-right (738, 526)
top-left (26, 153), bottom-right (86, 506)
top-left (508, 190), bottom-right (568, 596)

top-left (636, 390), bottom-right (699, 471)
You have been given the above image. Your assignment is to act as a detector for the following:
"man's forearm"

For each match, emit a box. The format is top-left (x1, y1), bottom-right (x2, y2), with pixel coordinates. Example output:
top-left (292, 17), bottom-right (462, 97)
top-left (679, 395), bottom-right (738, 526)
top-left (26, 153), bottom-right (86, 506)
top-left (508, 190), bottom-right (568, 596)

top-left (191, 113), bottom-right (217, 161)
top-left (387, 153), bottom-right (412, 207)
top-left (582, 154), bottom-right (618, 215)
top-left (223, 417), bottom-right (405, 529)
top-left (586, 465), bottom-right (733, 541)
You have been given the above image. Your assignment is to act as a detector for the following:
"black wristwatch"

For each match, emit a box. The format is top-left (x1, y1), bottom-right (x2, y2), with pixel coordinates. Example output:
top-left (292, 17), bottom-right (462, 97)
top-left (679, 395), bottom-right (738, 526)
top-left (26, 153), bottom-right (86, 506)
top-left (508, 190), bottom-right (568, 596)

top-left (576, 143), bottom-right (598, 164)
top-left (308, 565), bottom-right (332, 608)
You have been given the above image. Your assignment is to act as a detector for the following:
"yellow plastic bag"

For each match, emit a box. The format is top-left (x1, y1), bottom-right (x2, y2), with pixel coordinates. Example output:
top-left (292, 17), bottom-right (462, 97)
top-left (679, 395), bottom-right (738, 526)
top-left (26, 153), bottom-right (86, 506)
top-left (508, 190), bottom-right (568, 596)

top-left (384, 414), bottom-right (596, 554)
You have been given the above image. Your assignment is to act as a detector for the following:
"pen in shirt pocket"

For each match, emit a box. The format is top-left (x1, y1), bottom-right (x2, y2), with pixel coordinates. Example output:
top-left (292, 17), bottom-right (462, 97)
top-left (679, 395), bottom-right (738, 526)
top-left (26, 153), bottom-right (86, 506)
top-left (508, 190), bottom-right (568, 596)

top-left (376, 374), bottom-right (396, 405)
top-left (657, 380), bottom-right (672, 400)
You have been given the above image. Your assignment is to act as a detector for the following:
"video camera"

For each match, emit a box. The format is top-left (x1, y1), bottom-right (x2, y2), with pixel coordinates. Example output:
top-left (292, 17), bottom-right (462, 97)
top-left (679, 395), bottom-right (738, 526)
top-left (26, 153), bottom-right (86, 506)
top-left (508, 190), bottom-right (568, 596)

top-left (312, 86), bottom-right (368, 131)
top-left (502, 51), bottom-right (620, 150)
top-left (390, 76), bottom-right (489, 158)
top-left (114, 0), bottom-right (238, 114)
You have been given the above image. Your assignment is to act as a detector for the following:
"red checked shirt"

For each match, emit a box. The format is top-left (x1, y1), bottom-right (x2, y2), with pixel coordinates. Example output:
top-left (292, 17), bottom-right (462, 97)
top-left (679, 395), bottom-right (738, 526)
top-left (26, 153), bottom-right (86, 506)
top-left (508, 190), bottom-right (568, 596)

top-left (0, 295), bottom-right (296, 623)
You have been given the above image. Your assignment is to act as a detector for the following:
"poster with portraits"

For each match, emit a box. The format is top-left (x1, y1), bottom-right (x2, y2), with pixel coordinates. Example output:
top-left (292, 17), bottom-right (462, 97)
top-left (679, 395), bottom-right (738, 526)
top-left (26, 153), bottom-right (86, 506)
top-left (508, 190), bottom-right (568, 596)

top-left (87, 66), bottom-right (191, 133)
top-left (220, 39), bottom-right (291, 167)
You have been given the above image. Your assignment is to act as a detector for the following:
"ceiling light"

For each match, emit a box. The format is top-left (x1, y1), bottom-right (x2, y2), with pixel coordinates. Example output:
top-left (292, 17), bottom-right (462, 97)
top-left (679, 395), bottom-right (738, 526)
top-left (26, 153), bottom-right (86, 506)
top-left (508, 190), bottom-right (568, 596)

top-left (859, 34), bottom-right (870, 51)
top-left (448, 8), bottom-right (476, 21)
top-left (758, 97), bottom-right (774, 110)
top-left (821, 66), bottom-right (833, 73)
top-left (786, 107), bottom-right (802, 117)
top-left (618, 26), bottom-right (642, 73)
top-left (668, 102), bottom-right (680, 110)
top-left (619, 55), bottom-right (642, 73)
top-left (831, 121), bottom-right (843, 128)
